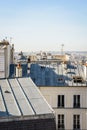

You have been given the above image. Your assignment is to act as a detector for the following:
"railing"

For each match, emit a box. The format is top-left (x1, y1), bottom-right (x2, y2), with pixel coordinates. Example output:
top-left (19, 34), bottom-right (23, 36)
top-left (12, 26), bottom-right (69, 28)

top-left (73, 103), bottom-right (80, 108)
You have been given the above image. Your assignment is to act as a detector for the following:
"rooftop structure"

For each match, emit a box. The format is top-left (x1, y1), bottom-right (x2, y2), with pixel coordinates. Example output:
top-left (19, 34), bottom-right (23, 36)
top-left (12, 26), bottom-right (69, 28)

top-left (0, 39), bottom-right (9, 45)
top-left (0, 77), bottom-right (56, 130)
top-left (0, 77), bottom-right (54, 116)
top-left (30, 61), bottom-right (87, 86)
top-left (27, 52), bottom-right (69, 62)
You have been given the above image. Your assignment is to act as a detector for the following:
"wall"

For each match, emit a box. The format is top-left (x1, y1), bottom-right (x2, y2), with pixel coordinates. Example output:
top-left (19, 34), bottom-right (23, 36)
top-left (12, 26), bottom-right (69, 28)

top-left (39, 86), bottom-right (87, 130)
top-left (0, 118), bottom-right (56, 130)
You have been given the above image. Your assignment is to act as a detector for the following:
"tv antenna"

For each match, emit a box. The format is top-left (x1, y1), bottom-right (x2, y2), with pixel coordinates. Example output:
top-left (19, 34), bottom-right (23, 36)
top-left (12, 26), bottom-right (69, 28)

top-left (61, 44), bottom-right (64, 55)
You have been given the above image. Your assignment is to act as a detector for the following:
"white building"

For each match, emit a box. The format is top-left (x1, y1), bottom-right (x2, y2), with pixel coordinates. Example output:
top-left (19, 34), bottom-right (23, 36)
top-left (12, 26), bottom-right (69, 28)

top-left (30, 61), bottom-right (87, 130)
top-left (0, 39), bottom-right (14, 78)
top-left (39, 86), bottom-right (87, 130)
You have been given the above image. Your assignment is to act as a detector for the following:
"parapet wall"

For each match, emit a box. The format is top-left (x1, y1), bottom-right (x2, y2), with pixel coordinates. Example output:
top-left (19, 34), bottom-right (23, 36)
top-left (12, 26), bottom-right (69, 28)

top-left (0, 118), bottom-right (56, 130)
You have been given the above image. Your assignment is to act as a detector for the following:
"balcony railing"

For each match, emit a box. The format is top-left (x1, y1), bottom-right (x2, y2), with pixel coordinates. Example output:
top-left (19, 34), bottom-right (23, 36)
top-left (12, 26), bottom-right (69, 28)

top-left (73, 103), bottom-right (80, 108)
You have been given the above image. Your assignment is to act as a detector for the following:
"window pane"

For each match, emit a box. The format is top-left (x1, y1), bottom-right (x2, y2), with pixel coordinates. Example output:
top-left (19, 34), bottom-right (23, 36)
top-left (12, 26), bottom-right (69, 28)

top-left (58, 95), bottom-right (64, 107)
top-left (73, 95), bottom-right (80, 108)
top-left (73, 115), bottom-right (80, 129)
top-left (58, 95), bottom-right (60, 107)
top-left (62, 95), bottom-right (64, 107)
top-left (58, 114), bottom-right (65, 129)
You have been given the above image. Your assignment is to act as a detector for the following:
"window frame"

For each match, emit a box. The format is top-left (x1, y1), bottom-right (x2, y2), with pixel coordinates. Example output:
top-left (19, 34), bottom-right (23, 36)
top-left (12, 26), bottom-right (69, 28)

top-left (58, 114), bottom-right (65, 130)
top-left (73, 115), bottom-right (80, 130)
top-left (58, 95), bottom-right (65, 108)
top-left (73, 95), bottom-right (80, 108)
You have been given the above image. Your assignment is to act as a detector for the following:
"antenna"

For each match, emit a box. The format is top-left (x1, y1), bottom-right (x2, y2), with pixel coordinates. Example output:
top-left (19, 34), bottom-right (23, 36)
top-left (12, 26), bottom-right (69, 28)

top-left (5, 37), bottom-right (7, 40)
top-left (61, 44), bottom-right (64, 55)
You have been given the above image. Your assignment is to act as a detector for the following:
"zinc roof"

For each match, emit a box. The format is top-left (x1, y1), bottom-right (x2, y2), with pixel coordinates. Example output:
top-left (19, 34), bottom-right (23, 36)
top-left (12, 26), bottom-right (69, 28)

top-left (0, 77), bottom-right (53, 117)
top-left (30, 62), bottom-right (87, 87)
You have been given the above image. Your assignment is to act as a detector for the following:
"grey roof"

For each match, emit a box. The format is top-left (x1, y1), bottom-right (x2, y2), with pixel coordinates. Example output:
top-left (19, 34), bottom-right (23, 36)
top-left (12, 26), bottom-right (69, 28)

top-left (0, 77), bottom-right (54, 117)
top-left (30, 62), bottom-right (87, 86)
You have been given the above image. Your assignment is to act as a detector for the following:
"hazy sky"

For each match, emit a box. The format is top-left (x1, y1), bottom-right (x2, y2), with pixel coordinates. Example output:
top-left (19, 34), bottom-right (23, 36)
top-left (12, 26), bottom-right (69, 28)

top-left (0, 0), bottom-right (87, 52)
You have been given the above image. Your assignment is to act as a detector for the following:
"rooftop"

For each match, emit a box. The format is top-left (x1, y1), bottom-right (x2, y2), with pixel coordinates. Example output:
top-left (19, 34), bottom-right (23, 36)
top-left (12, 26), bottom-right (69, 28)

top-left (0, 77), bottom-right (54, 119)
top-left (30, 61), bottom-right (87, 86)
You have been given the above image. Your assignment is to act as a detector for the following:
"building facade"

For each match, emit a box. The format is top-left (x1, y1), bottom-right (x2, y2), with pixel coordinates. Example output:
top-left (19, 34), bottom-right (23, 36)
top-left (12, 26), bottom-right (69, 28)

top-left (39, 86), bottom-right (87, 130)
top-left (0, 39), bottom-right (14, 78)
top-left (29, 61), bottom-right (87, 130)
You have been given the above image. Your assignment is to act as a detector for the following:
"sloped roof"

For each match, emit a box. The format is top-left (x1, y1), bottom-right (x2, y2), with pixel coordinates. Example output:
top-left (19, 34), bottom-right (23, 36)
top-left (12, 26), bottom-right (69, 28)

top-left (0, 77), bottom-right (54, 118)
top-left (30, 63), bottom-right (86, 86)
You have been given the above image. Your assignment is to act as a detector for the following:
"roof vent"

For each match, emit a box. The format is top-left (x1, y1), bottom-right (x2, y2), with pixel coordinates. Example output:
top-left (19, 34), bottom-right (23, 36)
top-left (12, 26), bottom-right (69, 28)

top-left (4, 90), bottom-right (11, 94)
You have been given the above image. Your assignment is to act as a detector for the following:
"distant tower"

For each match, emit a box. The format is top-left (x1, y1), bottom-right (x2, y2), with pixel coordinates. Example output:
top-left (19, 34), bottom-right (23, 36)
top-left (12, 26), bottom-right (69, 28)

top-left (0, 39), bottom-right (13, 78)
top-left (61, 44), bottom-right (64, 55)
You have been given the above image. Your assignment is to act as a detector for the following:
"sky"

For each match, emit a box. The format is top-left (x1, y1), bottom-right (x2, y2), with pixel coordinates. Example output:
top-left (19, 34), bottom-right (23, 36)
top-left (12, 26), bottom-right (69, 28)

top-left (0, 0), bottom-right (87, 52)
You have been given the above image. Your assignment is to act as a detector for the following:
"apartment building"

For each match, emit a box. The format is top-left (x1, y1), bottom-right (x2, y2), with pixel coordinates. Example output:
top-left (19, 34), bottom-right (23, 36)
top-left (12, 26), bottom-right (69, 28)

top-left (0, 39), bottom-right (14, 78)
top-left (30, 61), bottom-right (87, 130)
top-left (39, 86), bottom-right (87, 130)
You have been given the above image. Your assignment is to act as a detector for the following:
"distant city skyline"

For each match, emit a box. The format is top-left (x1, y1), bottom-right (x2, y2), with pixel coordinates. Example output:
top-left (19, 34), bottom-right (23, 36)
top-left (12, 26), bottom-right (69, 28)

top-left (0, 0), bottom-right (87, 52)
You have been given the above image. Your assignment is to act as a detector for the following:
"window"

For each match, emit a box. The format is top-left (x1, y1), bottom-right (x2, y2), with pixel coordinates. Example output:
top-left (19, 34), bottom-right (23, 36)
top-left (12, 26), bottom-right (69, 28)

top-left (58, 78), bottom-right (65, 83)
top-left (73, 95), bottom-right (80, 108)
top-left (73, 76), bottom-right (84, 83)
top-left (58, 114), bottom-right (65, 130)
top-left (73, 115), bottom-right (80, 130)
top-left (58, 95), bottom-right (64, 107)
